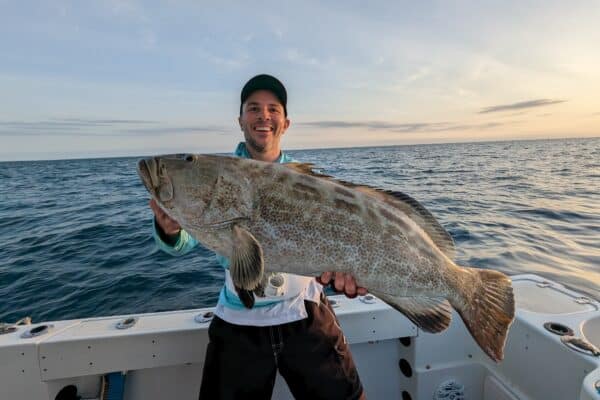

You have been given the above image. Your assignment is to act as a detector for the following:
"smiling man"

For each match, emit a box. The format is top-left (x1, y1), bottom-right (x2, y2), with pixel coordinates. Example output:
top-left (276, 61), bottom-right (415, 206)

top-left (237, 76), bottom-right (290, 162)
top-left (150, 74), bottom-right (366, 399)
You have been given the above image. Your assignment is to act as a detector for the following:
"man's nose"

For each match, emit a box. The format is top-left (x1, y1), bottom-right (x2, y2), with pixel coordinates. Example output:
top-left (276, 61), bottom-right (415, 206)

top-left (258, 107), bottom-right (271, 120)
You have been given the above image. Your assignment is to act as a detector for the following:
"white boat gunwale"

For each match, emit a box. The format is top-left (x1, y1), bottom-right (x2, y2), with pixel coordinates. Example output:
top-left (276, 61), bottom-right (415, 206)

top-left (1, 274), bottom-right (599, 399)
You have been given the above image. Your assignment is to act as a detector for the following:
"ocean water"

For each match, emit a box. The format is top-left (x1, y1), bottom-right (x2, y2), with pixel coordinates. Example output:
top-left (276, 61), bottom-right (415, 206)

top-left (1, 138), bottom-right (599, 323)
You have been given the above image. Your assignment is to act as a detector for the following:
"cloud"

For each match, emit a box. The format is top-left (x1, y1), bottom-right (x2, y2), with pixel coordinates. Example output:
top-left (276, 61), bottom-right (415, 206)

top-left (124, 126), bottom-right (229, 135)
top-left (285, 48), bottom-right (321, 67)
top-left (0, 119), bottom-right (158, 133)
top-left (0, 118), bottom-right (156, 128)
top-left (298, 121), bottom-right (444, 132)
top-left (403, 66), bottom-right (432, 84)
top-left (479, 99), bottom-right (566, 114)
top-left (0, 119), bottom-right (228, 136)
top-left (57, 118), bottom-right (158, 124)
top-left (298, 120), bottom-right (513, 133)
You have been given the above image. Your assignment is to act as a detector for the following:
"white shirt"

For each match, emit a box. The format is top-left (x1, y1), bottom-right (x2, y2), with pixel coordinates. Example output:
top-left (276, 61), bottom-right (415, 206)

top-left (214, 272), bottom-right (324, 326)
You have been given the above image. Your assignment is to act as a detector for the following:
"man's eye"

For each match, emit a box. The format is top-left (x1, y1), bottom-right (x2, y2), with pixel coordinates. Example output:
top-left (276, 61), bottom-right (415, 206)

top-left (269, 108), bottom-right (280, 113)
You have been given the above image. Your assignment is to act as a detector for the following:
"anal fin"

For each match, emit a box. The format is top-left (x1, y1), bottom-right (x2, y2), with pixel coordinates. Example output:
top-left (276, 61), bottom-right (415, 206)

top-left (372, 292), bottom-right (453, 333)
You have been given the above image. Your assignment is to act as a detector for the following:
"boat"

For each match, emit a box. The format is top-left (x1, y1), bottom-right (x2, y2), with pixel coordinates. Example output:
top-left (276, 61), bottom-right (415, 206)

top-left (1, 273), bottom-right (598, 399)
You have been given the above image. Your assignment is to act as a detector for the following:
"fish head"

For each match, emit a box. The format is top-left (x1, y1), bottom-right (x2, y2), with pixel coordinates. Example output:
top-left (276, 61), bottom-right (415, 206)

top-left (137, 154), bottom-right (221, 226)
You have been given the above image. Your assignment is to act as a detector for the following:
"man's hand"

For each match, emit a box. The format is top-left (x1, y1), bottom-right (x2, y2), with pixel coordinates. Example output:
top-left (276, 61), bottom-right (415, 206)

top-left (149, 199), bottom-right (181, 236)
top-left (317, 272), bottom-right (368, 298)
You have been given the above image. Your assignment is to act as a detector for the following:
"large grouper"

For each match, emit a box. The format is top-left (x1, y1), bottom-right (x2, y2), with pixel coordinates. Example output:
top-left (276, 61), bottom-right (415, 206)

top-left (138, 154), bottom-right (515, 362)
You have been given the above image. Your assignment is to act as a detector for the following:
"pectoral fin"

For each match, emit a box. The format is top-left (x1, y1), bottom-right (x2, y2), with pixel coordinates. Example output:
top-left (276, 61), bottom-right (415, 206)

top-left (235, 286), bottom-right (255, 309)
top-left (230, 225), bottom-right (264, 294)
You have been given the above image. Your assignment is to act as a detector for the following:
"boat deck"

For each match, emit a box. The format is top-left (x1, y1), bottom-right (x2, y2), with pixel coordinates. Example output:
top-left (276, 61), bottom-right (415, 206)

top-left (1, 274), bottom-right (599, 399)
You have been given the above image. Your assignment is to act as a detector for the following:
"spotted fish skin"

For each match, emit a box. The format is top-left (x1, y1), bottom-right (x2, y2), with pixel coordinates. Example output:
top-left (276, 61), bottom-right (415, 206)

top-left (138, 154), bottom-right (515, 362)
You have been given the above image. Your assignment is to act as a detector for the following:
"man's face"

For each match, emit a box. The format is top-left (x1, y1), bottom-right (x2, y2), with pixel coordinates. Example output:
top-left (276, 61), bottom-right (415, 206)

top-left (238, 90), bottom-right (290, 154)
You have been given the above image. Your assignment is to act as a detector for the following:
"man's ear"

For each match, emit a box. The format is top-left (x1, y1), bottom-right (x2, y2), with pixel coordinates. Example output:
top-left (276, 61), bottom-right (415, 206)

top-left (238, 116), bottom-right (243, 130)
top-left (283, 118), bottom-right (290, 132)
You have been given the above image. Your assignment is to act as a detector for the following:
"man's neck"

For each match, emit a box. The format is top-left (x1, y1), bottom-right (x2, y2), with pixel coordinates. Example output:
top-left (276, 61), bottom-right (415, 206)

top-left (246, 145), bottom-right (281, 163)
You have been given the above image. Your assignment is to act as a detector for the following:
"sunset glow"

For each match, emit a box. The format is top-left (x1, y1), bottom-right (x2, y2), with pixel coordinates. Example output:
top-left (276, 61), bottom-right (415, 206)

top-left (1, 1), bottom-right (599, 161)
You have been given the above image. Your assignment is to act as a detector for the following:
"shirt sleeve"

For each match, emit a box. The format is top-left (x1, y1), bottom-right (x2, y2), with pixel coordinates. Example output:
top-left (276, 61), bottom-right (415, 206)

top-left (215, 253), bottom-right (230, 269)
top-left (280, 153), bottom-right (297, 163)
top-left (152, 219), bottom-right (198, 256)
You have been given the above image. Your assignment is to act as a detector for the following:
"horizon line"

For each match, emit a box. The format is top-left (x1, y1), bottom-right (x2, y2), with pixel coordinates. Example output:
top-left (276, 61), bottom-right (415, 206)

top-left (1, 135), bottom-right (598, 163)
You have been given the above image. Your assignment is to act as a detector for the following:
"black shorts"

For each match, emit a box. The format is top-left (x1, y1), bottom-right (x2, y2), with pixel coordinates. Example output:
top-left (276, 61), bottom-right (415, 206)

top-left (199, 294), bottom-right (364, 400)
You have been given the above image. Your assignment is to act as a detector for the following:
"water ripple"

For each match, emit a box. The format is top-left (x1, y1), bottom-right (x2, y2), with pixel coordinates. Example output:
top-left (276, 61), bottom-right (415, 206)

top-left (1, 138), bottom-right (599, 322)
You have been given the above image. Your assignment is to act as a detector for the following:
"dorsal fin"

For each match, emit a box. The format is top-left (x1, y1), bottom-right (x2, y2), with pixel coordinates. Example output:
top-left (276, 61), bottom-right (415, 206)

top-left (282, 162), bottom-right (456, 260)
top-left (371, 190), bottom-right (455, 260)
top-left (283, 162), bottom-right (331, 178)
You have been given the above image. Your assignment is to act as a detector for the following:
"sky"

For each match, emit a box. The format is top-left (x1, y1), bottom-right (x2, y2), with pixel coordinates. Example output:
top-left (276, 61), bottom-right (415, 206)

top-left (1, 1), bottom-right (599, 161)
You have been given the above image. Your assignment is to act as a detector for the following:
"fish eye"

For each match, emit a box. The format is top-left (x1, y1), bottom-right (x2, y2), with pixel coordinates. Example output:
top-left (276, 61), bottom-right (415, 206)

top-left (185, 154), bottom-right (195, 162)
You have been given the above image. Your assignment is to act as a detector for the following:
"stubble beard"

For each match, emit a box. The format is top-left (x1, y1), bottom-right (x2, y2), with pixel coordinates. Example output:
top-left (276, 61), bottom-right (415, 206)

top-left (246, 135), bottom-right (267, 153)
top-left (245, 129), bottom-right (282, 154)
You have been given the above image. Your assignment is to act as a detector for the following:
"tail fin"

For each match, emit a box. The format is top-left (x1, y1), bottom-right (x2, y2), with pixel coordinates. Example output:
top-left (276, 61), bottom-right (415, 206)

top-left (450, 268), bottom-right (515, 362)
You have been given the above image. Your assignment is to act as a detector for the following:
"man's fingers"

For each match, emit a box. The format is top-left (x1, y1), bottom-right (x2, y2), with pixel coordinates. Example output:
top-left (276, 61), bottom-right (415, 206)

top-left (334, 272), bottom-right (345, 292)
top-left (344, 274), bottom-right (357, 297)
top-left (149, 199), bottom-right (181, 234)
top-left (149, 199), bottom-right (163, 216)
top-left (319, 272), bottom-right (333, 285)
top-left (317, 272), bottom-right (368, 297)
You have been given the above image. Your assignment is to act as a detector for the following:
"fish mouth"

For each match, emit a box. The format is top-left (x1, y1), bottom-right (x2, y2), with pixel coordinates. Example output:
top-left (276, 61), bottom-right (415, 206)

top-left (138, 157), bottom-right (175, 202)
top-left (137, 158), bottom-right (159, 195)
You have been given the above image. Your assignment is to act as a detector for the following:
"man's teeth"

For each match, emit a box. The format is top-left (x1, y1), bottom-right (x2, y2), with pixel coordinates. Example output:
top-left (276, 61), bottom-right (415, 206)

top-left (255, 127), bottom-right (271, 131)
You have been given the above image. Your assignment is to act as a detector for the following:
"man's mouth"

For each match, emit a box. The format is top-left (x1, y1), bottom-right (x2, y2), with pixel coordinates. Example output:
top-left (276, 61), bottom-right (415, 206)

top-left (254, 126), bottom-right (272, 132)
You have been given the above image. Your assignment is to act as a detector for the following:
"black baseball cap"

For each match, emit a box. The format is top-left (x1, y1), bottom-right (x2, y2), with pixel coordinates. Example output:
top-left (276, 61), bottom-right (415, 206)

top-left (240, 74), bottom-right (287, 116)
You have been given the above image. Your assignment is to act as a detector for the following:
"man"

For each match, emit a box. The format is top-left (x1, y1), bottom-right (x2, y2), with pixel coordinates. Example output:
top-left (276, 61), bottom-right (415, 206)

top-left (150, 74), bottom-right (366, 399)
